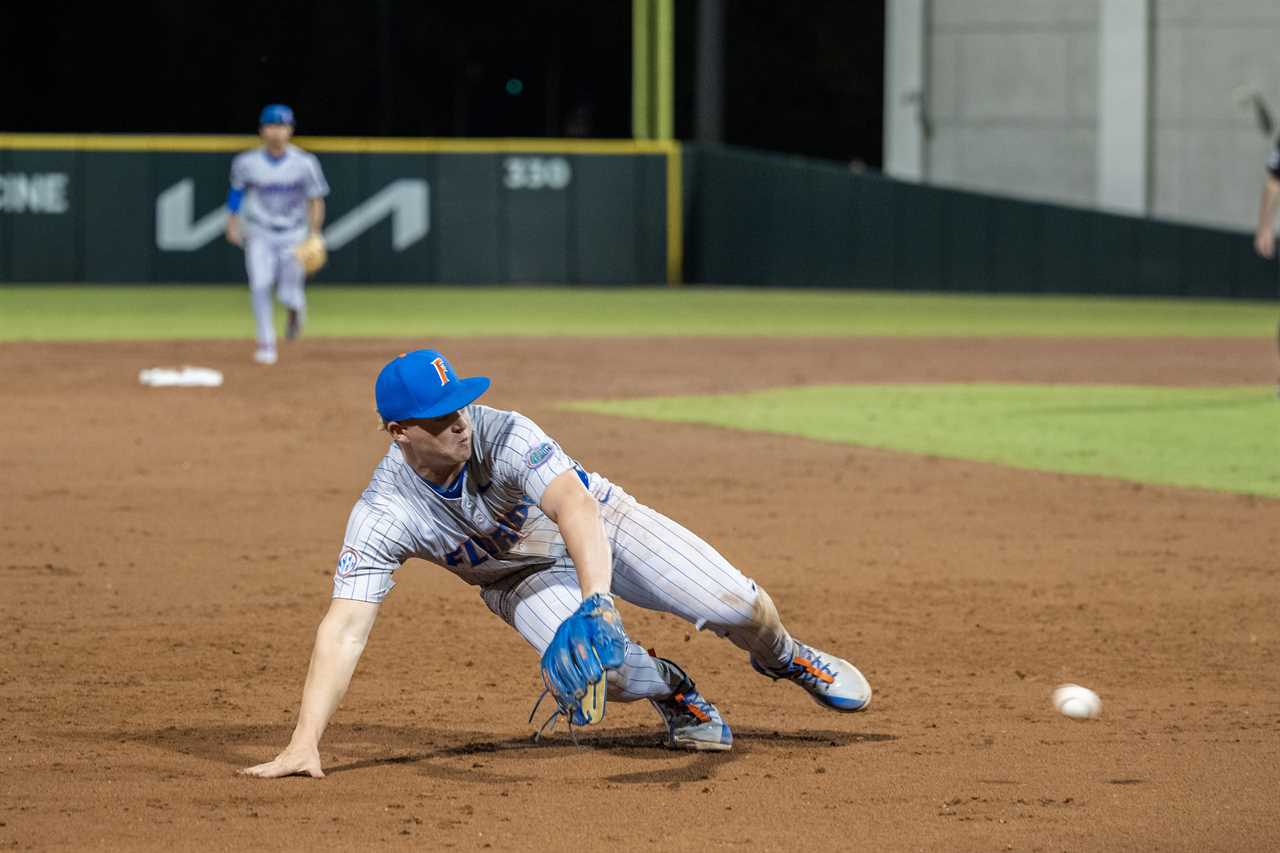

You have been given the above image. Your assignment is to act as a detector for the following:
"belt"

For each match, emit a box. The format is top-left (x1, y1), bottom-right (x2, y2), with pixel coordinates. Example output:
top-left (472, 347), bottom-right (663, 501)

top-left (246, 218), bottom-right (299, 233)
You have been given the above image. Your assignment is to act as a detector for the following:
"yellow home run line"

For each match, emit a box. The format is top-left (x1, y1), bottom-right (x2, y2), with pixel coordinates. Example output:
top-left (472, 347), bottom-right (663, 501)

top-left (0, 133), bottom-right (674, 155)
top-left (0, 134), bottom-right (685, 286)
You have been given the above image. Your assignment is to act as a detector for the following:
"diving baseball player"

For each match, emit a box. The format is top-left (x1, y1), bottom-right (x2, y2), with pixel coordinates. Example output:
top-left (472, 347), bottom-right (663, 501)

top-left (225, 104), bottom-right (329, 366)
top-left (242, 350), bottom-right (871, 778)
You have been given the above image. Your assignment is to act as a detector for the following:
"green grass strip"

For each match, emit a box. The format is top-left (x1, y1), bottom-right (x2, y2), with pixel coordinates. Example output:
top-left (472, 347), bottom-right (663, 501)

top-left (0, 285), bottom-right (1276, 341)
top-left (563, 384), bottom-right (1280, 497)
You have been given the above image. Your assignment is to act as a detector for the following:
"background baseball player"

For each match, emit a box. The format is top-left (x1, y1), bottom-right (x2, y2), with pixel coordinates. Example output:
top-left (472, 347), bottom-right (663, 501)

top-left (225, 104), bottom-right (329, 365)
top-left (241, 349), bottom-right (872, 779)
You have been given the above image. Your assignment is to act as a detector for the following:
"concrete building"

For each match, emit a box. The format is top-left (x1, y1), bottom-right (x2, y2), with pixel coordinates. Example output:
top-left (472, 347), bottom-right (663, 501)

top-left (884, 0), bottom-right (1280, 231)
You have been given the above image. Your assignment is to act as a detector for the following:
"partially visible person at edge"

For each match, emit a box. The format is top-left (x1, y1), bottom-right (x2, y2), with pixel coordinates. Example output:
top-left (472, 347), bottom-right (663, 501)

top-left (1252, 140), bottom-right (1280, 393)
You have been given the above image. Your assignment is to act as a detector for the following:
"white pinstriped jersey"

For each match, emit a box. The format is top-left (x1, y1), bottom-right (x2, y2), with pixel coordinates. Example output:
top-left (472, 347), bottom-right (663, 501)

top-left (333, 405), bottom-right (613, 601)
top-left (229, 144), bottom-right (329, 232)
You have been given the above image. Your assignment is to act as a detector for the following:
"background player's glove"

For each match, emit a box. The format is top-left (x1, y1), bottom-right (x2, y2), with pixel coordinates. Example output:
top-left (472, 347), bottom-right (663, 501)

top-left (536, 593), bottom-right (627, 730)
top-left (294, 234), bottom-right (328, 275)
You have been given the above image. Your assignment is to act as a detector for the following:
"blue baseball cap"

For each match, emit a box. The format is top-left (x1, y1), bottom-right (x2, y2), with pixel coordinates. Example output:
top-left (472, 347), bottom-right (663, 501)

top-left (375, 350), bottom-right (491, 422)
top-left (259, 104), bottom-right (295, 127)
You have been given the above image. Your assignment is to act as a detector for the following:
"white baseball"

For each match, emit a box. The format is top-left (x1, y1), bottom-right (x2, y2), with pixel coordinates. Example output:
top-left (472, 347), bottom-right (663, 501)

top-left (1052, 683), bottom-right (1102, 720)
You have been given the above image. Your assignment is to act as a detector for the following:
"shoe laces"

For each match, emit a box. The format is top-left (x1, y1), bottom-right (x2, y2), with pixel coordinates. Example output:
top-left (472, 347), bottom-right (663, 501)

top-left (783, 646), bottom-right (836, 688)
top-left (659, 687), bottom-right (713, 724)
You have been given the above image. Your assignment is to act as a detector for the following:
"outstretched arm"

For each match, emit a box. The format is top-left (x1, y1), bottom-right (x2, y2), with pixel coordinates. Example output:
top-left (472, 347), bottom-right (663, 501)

top-left (540, 469), bottom-right (611, 598)
top-left (240, 597), bottom-right (379, 779)
top-left (535, 469), bottom-right (626, 723)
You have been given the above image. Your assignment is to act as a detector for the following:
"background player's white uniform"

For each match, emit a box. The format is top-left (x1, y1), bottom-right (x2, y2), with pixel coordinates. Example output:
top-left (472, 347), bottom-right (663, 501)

top-left (335, 404), bottom-right (797, 703)
top-left (228, 145), bottom-right (329, 357)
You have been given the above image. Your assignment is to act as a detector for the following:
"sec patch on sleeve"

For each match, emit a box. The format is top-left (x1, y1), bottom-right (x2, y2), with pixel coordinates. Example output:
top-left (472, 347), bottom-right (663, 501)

top-left (336, 547), bottom-right (359, 578)
top-left (526, 441), bottom-right (556, 469)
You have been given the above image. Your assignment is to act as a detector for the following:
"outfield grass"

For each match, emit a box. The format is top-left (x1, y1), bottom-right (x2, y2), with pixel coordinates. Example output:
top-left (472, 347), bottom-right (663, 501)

top-left (0, 285), bottom-right (1275, 341)
top-left (563, 384), bottom-right (1280, 497)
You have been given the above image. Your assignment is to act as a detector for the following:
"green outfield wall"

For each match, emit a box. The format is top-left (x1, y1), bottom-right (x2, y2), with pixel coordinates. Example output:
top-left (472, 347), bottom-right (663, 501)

top-left (683, 145), bottom-right (1277, 298)
top-left (0, 136), bottom-right (675, 284)
top-left (1, 134), bottom-right (1273, 297)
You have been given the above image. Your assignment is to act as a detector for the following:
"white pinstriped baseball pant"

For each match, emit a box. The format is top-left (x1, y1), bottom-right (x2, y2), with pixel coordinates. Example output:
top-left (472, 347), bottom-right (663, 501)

top-left (480, 486), bottom-right (796, 702)
top-left (244, 227), bottom-right (306, 351)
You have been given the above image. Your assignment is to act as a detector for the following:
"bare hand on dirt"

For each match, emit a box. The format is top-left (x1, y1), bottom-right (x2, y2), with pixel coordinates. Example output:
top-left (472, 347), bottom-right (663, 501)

top-left (239, 743), bottom-right (324, 779)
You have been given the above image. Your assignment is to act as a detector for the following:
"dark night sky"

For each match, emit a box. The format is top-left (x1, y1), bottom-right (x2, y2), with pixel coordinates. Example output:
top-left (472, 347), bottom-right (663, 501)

top-left (2, 1), bottom-right (883, 166)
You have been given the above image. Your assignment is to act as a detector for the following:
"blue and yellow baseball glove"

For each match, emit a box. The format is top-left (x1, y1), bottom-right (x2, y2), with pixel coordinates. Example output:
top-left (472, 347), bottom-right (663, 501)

top-left (531, 593), bottom-right (627, 737)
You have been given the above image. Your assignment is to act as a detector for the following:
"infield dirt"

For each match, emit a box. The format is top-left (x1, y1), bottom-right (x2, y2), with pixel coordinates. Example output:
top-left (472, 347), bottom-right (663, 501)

top-left (2, 336), bottom-right (1278, 852)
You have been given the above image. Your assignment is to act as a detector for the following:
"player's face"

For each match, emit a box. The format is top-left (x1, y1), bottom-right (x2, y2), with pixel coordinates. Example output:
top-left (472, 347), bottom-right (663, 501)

top-left (260, 123), bottom-right (293, 149)
top-left (392, 410), bottom-right (473, 466)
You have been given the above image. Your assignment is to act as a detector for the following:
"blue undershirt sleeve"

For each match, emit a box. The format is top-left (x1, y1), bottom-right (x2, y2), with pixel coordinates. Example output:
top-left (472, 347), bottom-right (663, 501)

top-left (226, 187), bottom-right (244, 213)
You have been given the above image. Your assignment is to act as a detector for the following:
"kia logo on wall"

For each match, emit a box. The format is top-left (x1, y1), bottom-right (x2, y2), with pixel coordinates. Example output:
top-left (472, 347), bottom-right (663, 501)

top-left (155, 179), bottom-right (430, 252)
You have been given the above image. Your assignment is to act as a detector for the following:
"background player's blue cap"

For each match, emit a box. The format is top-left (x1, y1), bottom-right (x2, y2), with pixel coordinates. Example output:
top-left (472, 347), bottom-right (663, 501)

top-left (375, 349), bottom-right (491, 421)
top-left (259, 104), bottom-right (295, 127)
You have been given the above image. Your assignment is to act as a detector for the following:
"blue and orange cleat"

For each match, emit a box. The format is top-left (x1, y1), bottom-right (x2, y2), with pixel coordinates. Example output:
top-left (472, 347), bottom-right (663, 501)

top-left (751, 642), bottom-right (872, 713)
top-left (649, 660), bottom-right (733, 751)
